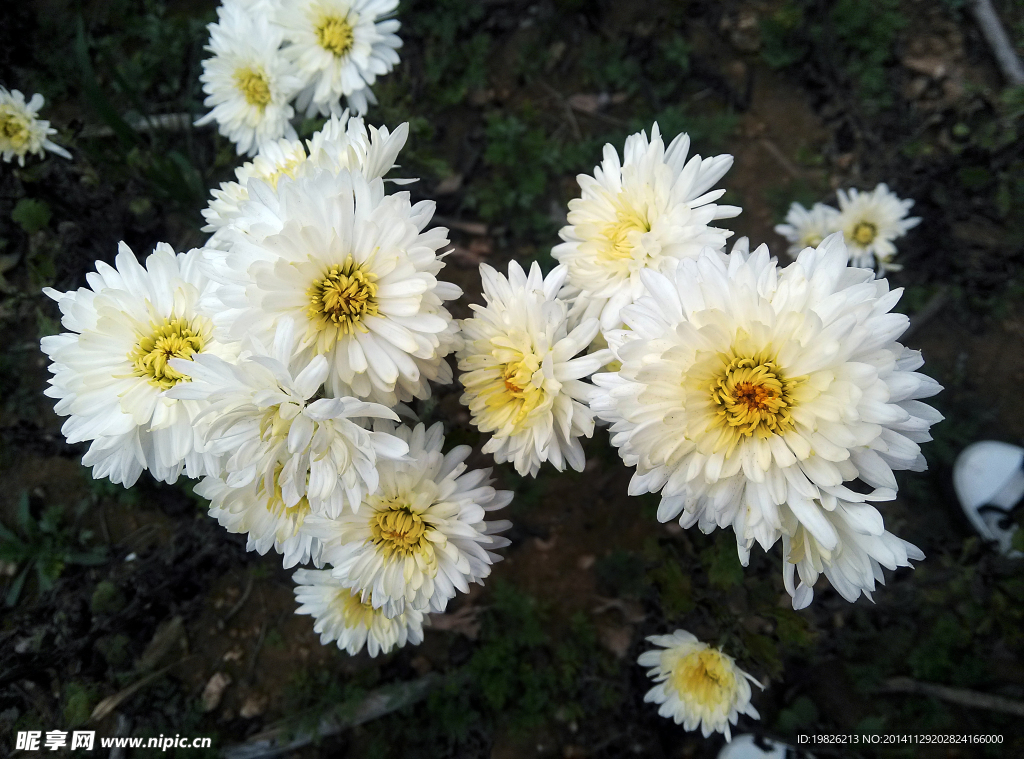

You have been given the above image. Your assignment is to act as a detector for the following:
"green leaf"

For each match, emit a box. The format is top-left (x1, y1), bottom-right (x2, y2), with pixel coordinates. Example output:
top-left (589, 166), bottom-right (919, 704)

top-left (11, 199), bottom-right (52, 234)
top-left (74, 16), bottom-right (142, 147)
top-left (649, 559), bottom-right (695, 617)
top-left (5, 564), bottom-right (30, 606)
top-left (706, 535), bottom-right (744, 590)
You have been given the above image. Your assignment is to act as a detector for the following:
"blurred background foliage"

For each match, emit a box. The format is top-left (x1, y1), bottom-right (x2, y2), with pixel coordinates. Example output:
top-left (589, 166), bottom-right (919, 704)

top-left (1, 0), bottom-right (1024, 757)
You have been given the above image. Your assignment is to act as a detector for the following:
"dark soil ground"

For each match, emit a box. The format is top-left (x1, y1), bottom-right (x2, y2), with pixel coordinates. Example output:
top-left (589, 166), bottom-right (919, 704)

top-left (2, 1), bottom-right (1024, 757)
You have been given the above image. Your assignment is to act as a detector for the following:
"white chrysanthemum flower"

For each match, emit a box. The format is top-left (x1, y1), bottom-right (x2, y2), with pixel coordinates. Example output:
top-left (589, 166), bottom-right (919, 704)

top-left (40, 243), bottom-right (235, 487)
top-left (782, 498), bottom-right (925, 609)
top-left (638, 630), bottom-right (761, 741)
top-left (835, 183), bottom-right (920, 272)
top-left (278, 0), bottom-right (402, 117)
top-left (0, 87), bottom-right (71, 165)
top-left (552, 123), bottom-right (740, 330)
top-left (293, 568), bottom-right (425, 655)
top-left (201, 114), bottom-right (409, 240)
top-left (592, 234), bottom-right (942, 589)
top-left (457, 261), bottom-right (611, 477)
top-left (774, 201), bottom-right (840, 257)
top-left (195, 4), bottom-right (302, 155)
top-left (201, 168), bottom-right (461, 406)
top-left (167, 319), bottom-right (409, 518)
top-left (307, 422), bottom-right (513, 617)
top-left (203, 137), bottom-right (308, 241)
top-left (196, 474), bottom-right (323, 568)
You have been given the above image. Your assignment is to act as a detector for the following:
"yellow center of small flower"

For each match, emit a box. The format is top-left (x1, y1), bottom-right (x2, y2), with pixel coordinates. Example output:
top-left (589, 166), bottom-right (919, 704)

top-left (316, 15), bottom-right (355, 56)
top-left (851, 221), bottom-right (877, 246)
top-left (602, 204), bottom-right (651, 259)
top-left (337, 588), bottom-right (377, 627)
top-left (307, 257), bottom-right (379, 335)
top-left (489, 353), bottom-right (545, 430)
top-left (670, 648), bottom-right (738, 708)
top-left (234, 67), bottom-right (273, 109)
top-left (259, 156), bottom-right (306, 189)
top-left (710, 354), bottom-right (799, 445)
top-left (257, 465), bottom-right (312, 535)
top-left (129, 317), bottom-right (207, 389)
top-left (0, 107), bottom-right (31, 148)
top-left (370, 504), bottom-right (431, 560)
top-left (800, 233), bottom-right (823, 248)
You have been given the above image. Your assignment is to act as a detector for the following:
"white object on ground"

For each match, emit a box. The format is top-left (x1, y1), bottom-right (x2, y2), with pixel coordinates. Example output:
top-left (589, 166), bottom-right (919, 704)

top-left (953, 440), bottom-right (1024, 557)
top-left (717, 734), bottom-right (794, 759)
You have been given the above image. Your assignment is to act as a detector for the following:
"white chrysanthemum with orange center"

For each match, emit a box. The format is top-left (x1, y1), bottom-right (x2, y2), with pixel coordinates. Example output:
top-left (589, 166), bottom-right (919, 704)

top-left (278, 0), bottom-right (402, 116)
top-left (293, 569), bottom-right (424, 656)
top-left (457, 262), bottom-right (610, 477)
top-left (774, 201), bottom-right (840, 258)
top-left (835, 183), bottom-right (920, 272)
top-left (553, 123), bottom-right (740, 330)
top-left (200, 168), bottom-right (461, 406)
top-left (638, 630), bottom-right (761, 741)
top-left (195, 3), bottom-right (302, 155)
top-left (307, 422), bottom-right (512, 617)
top-left (40, 243), bottom-right (235, 487)
top-left (593, 234), bottom-right (942, 606)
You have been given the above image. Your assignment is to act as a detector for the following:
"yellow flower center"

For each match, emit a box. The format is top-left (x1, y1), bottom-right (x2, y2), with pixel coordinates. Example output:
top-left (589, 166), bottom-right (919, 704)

top-left (670, 648), bottom-right (738, 708)
top-left (799, 233), bottom-right (823, 248)
top-left (370, 504), bottom-right (431, 560)
top-left (307, 257), bottom-right (379, 335)
top-left (316, 15), bottom-right (355, 57)
top-left (0, 107), bottom-right (31, 148)
top-left (337, 588), bottom-right (377, 627)
top-left (129, 317), bottom-right (207, 389)
top-left (490, 353), bottom-right (545, 430)
top-left (602, 202), bottom-right (651, 259)
top-left (260, 155), bottom-right (306, 189)
top-left (851, 221), bottom-right (877, 246)
top-left (257, 465), bottom-right (311, 534)
top-left (234, 67), bottom-right (272, 109)
top-left (709, 353), bottom-right (799, 446)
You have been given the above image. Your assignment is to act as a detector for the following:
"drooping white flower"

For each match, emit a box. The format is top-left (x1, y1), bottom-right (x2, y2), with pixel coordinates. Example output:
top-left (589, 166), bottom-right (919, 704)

top-left (166, 319), bottom-right (409, 519)
top-left (774, 201), bottom-right (840, 258)
top-left (638, 630), bottom-right (761, 741)
top-left (552, 123), bottom-right (740, 330)
top-left (203, 137), bottom-right (308, 242)
top-left (201, 114), bottom-right (410, 242)
top-left (293, 568), bottom-right (425, 655)
top-left (277, 0), bottom-right (402, 117)
top-left (457, 261), bottom-right (611, 477)
top-left (0, 87), bottom-right (71, 165)
top-left (40, 243), bottom-right (235, 487)
top-left (592, 234), bottom-right (942, 599)
top-left (197, 474), bottom-right (323, 569)
top-left (307, 422), bottom-right (513, 618)
top-left (835, 183), bottom-right (920, 272)
top-left (781, 497), bottom-right (925, 609)
top-left (201, 167), bottom-right (461, 406)
top-left (195, 3), bottom-right (302, 155)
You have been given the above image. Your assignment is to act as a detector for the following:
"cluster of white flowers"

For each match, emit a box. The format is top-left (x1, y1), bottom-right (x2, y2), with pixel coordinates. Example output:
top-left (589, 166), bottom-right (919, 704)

top-left (197, 0), bottom-right (402, 155)
top-left (41, 115), bottom-right (940, 739)
top-left (0, 86), bottom-right (71, 165)
top-left (775, 183), bottom-right (920, 272)
top-left (543, 125), bottom-right (939, 616)
top-left (41, 116), bottom-right (510, 659)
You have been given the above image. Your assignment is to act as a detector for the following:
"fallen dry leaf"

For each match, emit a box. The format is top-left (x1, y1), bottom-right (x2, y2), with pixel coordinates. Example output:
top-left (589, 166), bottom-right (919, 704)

top-left (202, 672), bottom-right (232, 713)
